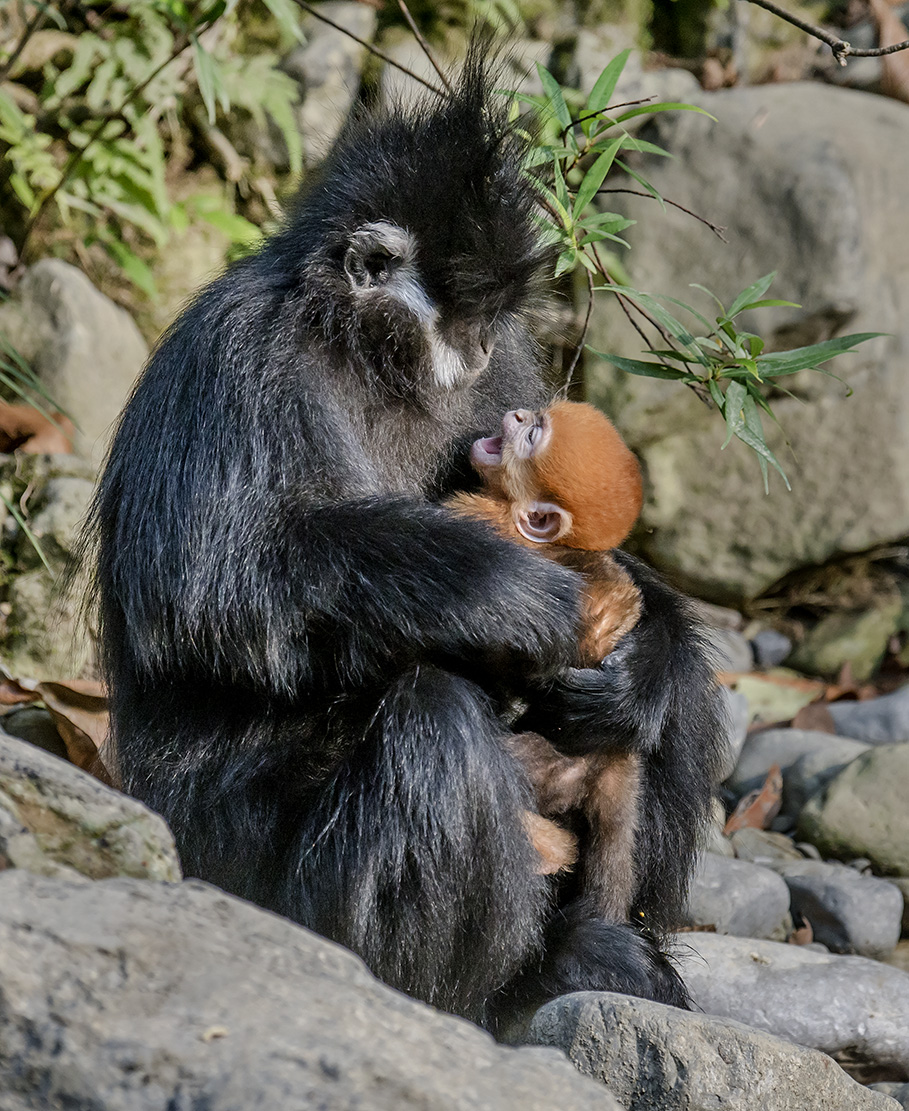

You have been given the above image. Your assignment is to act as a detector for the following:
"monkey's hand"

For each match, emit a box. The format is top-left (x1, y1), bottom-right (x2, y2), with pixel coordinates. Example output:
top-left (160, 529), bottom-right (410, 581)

top-left (284, 497), bottom-right (583, 688)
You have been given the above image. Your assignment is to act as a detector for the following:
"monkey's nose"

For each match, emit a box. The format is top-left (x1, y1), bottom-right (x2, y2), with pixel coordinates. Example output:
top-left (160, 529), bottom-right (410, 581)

top-left (503, 409), bottom-right (533, 431)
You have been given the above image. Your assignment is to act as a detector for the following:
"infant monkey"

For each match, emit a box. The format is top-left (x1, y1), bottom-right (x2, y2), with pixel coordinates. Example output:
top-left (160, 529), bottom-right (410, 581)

top-left (448, 400), bottom-right (644, 921)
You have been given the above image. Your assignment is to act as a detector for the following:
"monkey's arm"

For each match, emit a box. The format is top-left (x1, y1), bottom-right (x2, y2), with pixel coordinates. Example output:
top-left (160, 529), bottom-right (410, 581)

top-left (517, 552), bottom-right (726, 759)
top-left (262, 494), bottom-right (583, 693)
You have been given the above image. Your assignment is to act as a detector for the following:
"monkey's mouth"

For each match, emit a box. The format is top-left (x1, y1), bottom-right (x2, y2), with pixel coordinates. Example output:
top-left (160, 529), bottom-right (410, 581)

top-left (471, 435), bottom-right (503, 466)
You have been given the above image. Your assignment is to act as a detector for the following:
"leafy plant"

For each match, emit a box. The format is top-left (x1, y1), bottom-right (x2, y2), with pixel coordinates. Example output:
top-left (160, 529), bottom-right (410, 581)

top-left (0, 0), bottom-right (301, 294)
top-left (516, 50), bottom-right (879, 490)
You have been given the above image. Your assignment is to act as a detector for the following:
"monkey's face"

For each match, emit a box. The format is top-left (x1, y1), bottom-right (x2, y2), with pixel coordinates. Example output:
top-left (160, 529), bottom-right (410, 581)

top-left (341, 219), bottom-right (499, 396)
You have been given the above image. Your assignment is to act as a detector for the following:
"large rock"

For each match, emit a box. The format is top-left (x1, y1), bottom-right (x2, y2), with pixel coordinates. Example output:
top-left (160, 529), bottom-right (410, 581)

top-left (0, 259), bottom-right (148, 466)
top-left (586, 84), bottom-right (909, 602)
top-left (676, 933), bottom-right (909, 1079)
top-left (526, 991), bottom-right (896, 1111)
top-left (777, 860), bottom-right (903, 959)
top-left (685, 852), bottom-right (791, 940)
top-left (0, 730), bottom-right (179, 882)
top-left (798, 745), bottom-right (909, 875)
top-left (827, 686), bottom-right (909, 744)
top-left (285, 1), bottom-right (377, 166)
top-left (0, 871), bottom-right (620, 1111)
top-left (727, 727), bottom-right (869, 797)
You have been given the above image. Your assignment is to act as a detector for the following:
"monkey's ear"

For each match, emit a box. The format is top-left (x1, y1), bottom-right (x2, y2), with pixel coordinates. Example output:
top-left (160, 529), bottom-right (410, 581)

top-left (514, 501), bottom-right (571, 545)
top-left (343, 222), bottom-right (412, 290)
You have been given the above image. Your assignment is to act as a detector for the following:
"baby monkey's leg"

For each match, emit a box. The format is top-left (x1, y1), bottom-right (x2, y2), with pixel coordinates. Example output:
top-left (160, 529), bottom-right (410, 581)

top-left (582, 752), bottom-right (642, 922)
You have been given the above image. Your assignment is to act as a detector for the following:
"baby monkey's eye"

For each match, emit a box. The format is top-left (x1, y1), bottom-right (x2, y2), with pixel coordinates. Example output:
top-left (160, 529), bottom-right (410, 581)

top-left (527, 425), bottom-right (539, 445)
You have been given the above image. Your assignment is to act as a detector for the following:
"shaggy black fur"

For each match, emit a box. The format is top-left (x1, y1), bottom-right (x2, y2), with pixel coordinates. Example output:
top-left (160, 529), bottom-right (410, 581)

top-left (88, 51), bottom-right (724, 1028)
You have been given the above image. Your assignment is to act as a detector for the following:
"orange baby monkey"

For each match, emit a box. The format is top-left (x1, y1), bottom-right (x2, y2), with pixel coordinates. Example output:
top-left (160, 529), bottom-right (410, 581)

top-left (448, 400), bottom-right (645, 921)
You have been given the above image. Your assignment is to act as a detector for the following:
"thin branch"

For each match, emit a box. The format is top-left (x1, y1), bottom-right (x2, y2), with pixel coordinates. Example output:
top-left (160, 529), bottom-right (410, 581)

top-left (559, 269), bottom-right (594, 399)
top-left (563, 96), bottom-right (656, 138)
top-left (742, 0), bottom-right (909, 65)
top-left (0, 4), bottom-right (48, 83)
top-left (396, 0), bottom-right (453, 93)
top-left (290, 0), bottom-right (446, 98)
top-left (596, 188), bottom-right (728, 241)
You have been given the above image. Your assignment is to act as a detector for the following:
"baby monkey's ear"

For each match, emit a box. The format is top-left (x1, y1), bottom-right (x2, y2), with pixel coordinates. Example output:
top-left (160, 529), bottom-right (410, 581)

top-left (514, 501), bottom-right (572, 544)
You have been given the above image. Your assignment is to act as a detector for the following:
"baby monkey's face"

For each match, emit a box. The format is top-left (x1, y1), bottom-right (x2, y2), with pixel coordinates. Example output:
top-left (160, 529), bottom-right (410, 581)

top-left (470, 408), bottom-right (548, 495)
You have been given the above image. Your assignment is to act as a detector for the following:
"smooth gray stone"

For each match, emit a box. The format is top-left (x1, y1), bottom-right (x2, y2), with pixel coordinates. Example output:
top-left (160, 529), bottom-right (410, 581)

top-left (871, 1083), bottom-right (909, 1110)
top-left (526, 991), bottom-right (897, 1111)
top-left (751, 628), bottom-right (794, 668)
top-left (827, 686), bottom-right (909, 744)
top-left (727, 728), bottom-right (869, 796)
top-left (777, 860), bottom-right (903, 959)
top-left (0, 872), bottom-right (620, 1111)
top-left (798, 745), bottom-right (909, 875)
top-left (716, 686), bottom-right (750, 780)
top-left (686, 852), bottom-right (791, 940)
top-left (729, 828), bottom-right (804, 866)
top-left (675, 933), bottom-right (909, 1079)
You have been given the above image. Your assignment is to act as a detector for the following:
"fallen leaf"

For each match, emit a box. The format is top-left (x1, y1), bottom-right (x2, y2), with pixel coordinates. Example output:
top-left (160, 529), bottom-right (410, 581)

top-left (788, 915), bottom-right (814, 946)
top-left (34, 680), bottom-right (112, 786)
top-left (0, 401), bottom-right (73, 455)
top-left (724, 764), bottom-right (783, 834)
top-left (791, 700), bottom-right (836, 733)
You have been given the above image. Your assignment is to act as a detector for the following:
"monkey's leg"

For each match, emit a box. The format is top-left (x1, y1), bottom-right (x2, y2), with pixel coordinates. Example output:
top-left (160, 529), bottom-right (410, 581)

top-left (582, 752), bottom-right (642, 922)
top-left (521, 810), bottom-right (578, 875)
top-left (285, 665), bottom-right (551, 1026)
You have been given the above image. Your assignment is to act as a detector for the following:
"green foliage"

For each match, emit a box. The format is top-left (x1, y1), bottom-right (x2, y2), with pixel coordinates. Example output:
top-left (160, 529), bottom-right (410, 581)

top-left (0, 0), bottom-right (302, 294)
top-left (519, 51), bottom-right (879, 490)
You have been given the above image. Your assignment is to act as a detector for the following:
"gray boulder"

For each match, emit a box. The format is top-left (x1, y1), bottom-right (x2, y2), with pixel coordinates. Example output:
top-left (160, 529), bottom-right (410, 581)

top-left (526, 991), bottom-right (896, 1111)
top-left (799, 744), bottom-right (909, 875)
top-left (777, 860), bottom-right (903, 959)
top-left (751, 628), bottom-right (794, 668)
top-left (872, 1083), bottom-right (909, 1110)
top-left (0, 259), bottom-right (148, 466)
top-left (285, 2), bottom-right (377, 167)
top-left (676, 933), bottom-right (909, 1079)
top-left (685, 852), bottom-right (791, 940)
top-left (0, 871), bottom-right (620, 1111)
top-left (0, 730), bottom-right (179, 882)
top-left (827, 686), bottom-right (909, 744)
top-left (586, 83), bottom-right (909, 602)
top-left (727, 728), bottom-right (869, 797)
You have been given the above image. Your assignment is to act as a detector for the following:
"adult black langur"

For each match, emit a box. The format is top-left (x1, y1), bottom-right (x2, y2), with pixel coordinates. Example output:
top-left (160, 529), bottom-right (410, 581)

top-left (87, 48), bottom-right (725, 1030)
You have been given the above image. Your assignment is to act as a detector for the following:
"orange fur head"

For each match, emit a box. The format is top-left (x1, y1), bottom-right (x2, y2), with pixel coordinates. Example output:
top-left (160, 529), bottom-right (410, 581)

top-left (470, 400), bottom-right (642, 551)
top-left (534, 401), bottom-right (642, 550)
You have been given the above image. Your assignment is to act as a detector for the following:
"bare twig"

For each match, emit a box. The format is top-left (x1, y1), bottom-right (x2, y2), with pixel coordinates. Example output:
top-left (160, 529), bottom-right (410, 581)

top-left (396, 0), bottom-right (453, 93)
top-left (596, 188), bottom-right (728, 241)
top-left (559, 269), bottom-right (594, 399)
top-left (563, 97), bottom-right (657, 138)
top-left (290, 0), bottom-right (446, 98)
top-left (0, 3), bottom-right (49, 83)
top-left (742, 0), bottom-right (909, 65)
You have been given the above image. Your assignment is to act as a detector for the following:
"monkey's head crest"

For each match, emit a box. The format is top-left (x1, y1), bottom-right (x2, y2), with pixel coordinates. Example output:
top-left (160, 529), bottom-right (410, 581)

top-left (277, 43), bottom-right (552, 390)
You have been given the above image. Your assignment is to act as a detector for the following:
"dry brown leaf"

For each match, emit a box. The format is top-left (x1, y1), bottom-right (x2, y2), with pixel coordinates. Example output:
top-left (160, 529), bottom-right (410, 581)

top-left (0, 677), bottom-right (40, 707)
top-left (0, 401), bottom-right (73, 455)
top-left (33, 680), bottom-right (113, 786)
top-left (791, 700), bottom-right (836, 733)
top-left (870, 0), bottom-right (909, 103)
top-left (724, 764), bottom-right (783, 834)
top-left (788, 915), bottom-right (814, 946)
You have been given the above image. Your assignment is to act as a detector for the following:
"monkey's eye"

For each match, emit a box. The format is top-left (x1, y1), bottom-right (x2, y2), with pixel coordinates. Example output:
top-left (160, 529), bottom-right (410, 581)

top-left (527, 425), bottom-right (540, 446)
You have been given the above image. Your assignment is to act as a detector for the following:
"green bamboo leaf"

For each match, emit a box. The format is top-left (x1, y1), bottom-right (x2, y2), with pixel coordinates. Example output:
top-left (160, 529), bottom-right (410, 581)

top-left (616, 102), bottom-right (717, 123)
top-left (707, 379), bottom-right (724, 408)
top-left (599, 287), bottom-right (708, 365)
top-left (262, 0), bottom-right (305, 41)
top-left (554, 248), bottom-right (578, 277)
top-left (721, 380), bottom-right (746, 449)
top-left (536, 63), bottom-right (572, 130)
top-left (586, 350), bottom-right (694, 380)
top-left (191, 34), bottom-right (229, 124)
top-left (726, 273), bottom-right (777, 319)
top-left (577, 212), bottom-right (634, 233)
top-left (102, 238), bottom-right (158, 298)
top-left (573, 140), bottom-right (623, 217)
top-left (617, 137), bottom-right (672, 157)
top-left (737, 298), bottom-right (800, 312)
top-left (2, 494), bottom-right (53, 576)
top-left (614, 160), bottom-right (666, 212)
top-left (735, 404), bottom-right (791, 491)
top-left (587, 50), bottom-right (632, 115)
top-left (756, 332), bottom-right (884, 377)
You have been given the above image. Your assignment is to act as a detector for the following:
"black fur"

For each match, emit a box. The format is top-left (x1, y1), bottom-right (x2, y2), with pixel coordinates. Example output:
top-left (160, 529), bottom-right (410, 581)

top-left (87, 52), bottom-right (721, 1028)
